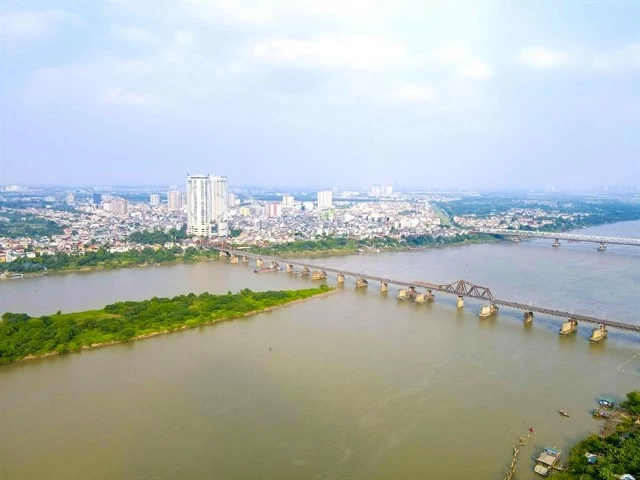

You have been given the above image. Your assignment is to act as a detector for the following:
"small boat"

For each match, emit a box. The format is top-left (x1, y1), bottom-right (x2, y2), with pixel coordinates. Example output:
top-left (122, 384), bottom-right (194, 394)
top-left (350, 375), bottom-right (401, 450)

top-left (592, 409), bottom-right (612, 419)
top-left (598, 399), bottom-right (614, 408)
top-left (558, 410), bottom-right (570, 417)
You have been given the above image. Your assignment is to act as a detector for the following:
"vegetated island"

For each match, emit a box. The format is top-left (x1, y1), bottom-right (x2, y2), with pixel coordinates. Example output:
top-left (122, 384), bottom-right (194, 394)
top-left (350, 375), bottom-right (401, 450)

top-left (244, 233), bottom-right (499, 257)
top-left (0, 286), bottom-right (333, 365)
top-left (552, 390), bottom-right (640, 480)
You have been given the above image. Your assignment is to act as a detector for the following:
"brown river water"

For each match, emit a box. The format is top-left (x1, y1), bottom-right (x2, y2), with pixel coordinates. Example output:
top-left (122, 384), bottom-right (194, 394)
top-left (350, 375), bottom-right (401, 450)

top-left (1, 221), bottom-right (638, 480)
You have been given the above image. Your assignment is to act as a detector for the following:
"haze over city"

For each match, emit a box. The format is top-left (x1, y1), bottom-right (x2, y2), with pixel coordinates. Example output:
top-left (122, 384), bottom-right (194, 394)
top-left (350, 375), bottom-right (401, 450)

top-left (2, 1), bottom-right (639, 190)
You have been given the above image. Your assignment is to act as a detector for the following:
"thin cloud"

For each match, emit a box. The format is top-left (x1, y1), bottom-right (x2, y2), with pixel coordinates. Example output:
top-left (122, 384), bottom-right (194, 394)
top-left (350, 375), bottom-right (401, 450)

top-left (252, 37), bottom-right (407, 70)
top-left (109, 25), bottom-right (158, 44)
top-left (592, 43), bottom-right (639, 72)
top-left (459, 59), bottom-right (493, 79)
top-left (516, 47), bottom-right (569, 69)
top-left (102, 87), bottom-right (160, 106)
top-left (0, 9), bottom-right (82, 42)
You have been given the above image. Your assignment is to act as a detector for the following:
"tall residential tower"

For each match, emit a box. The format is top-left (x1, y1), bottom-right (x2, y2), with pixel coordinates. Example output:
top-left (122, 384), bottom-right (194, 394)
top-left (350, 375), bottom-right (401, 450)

top-left (187, 174), bottom-right (213, 237)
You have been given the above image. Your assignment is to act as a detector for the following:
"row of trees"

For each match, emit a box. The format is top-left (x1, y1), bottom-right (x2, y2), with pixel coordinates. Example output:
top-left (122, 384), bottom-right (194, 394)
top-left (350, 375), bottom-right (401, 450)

top-left (0, 247), bottom-right (217, 273)
top-left (128, 226), bottom-right (189, 245)
top-left (0, 286), bottom-right (330, 364)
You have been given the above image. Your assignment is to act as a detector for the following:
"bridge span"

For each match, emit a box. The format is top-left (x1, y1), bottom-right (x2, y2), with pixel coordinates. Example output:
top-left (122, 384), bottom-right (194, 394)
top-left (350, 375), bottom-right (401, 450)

top-left (477, 229), bottom-right (640, 247)
top-left (213, 247), bottom-right (640, 335)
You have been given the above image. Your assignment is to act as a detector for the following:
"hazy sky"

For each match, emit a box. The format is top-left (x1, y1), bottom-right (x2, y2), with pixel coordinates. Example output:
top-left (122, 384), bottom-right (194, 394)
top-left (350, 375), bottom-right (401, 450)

top-left (1, 1), bottom-right (639, 189)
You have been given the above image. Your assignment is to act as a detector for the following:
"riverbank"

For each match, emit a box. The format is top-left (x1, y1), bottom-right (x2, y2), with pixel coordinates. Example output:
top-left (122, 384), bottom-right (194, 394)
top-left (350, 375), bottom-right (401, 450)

top-left (0, 286), bottom-right (336, 365)
top-left (547, 391), bottom-right (640, 479)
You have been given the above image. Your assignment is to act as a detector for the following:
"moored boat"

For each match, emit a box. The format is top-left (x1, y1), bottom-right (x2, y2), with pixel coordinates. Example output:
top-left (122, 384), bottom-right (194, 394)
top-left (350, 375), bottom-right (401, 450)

top-left (598, 399), bottom-right (614, 408)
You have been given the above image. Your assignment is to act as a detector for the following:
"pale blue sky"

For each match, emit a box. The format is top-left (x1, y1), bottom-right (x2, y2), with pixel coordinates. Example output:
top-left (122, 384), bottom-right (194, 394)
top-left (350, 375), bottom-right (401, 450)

top-left (1, 1), bottom-right (639, 189)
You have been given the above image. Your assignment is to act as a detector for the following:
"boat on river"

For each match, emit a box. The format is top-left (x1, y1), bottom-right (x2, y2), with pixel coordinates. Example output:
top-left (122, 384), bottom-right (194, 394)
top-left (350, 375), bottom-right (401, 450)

top-left (598, 399), bottom-right (614, 408)
top-left (558, 410), bottom-right (570, 417)
top-left (592, 409), bottom-right (612, 419)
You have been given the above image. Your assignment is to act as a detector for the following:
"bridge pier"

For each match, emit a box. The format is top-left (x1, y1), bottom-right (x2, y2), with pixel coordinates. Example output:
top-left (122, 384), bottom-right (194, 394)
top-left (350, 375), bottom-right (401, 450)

top-left (397, 289), bottom-right (407, 300)
top-left (479, 303), bottom-right (498, 318)
top-left (256, 258), bottom-right (264, 268)
top-left (425, 289), bottom-right (435, 302)
top-left (456, 295), bottom-right (464, 308)
top-left (356, 277), bottom-right (368, 289)
top-left (286, 264), bottom-right (294, 273)
top-left (301, 267), bottom-right (310, 276)
top-left (311, 270), bottom-right (327, 280)
top-left (337, 273), bottom-right (345, 283)
top-left (598, 242), bottom-right (606, 252)
top-left (241, 256), bottom-right (249, 263)
top-left (219, 250), bottom-right (228, 258)
top-left (414, 293), bottom-right (425, 303)
top-left (559, 318), bottom-right (578, 335)
top-left (380, 282), bottom-right (388, 292)
top-left (589, 324), bottom-right (608, 343)
top-left (552, 239), bottom-right (561, 247)
top-left (230, 255), bottom-right (239, 264)
top-left (407, 286), bottom-right (417, 299)
top-left (523, 311), bottom-right (534, 324)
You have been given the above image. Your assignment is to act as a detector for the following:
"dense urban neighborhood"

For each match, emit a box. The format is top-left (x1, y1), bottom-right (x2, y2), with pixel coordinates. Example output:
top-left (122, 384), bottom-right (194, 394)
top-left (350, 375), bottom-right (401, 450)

top-left (1, 184), bottom-right (638, 275)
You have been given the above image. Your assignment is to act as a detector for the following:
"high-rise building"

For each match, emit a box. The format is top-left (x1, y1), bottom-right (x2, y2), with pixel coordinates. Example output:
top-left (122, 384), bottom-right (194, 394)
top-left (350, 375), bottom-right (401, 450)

top-left (228, 193), bottom-right (237, 208)
top-left (107, 197), bottom-right (128, 216)
top-left (282, 195), bottom-right (294, 207)
top-left (383, 185), bottom-right (393, 195)
top-left (265, 203), bottom-right (282, 218)
top-left (187, 174), bottom-right (213, 237)
top-left (150, 194), bottom-right (160, 206)
top-left (167, 189), bottom-right (182, 211)
top-left (66, 193), bottom-right (75, 205)
top-left (93, 193), bottom-right (102, 205)
top-left (211, 176), bottom-right (228, 237)
top-left (317, 190), bottom-right (333, 210)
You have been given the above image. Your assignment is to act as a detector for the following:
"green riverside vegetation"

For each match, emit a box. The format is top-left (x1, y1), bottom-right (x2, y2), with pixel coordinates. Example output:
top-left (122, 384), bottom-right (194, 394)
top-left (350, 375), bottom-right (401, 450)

top-left (0, 246), bottom-right (218, 274)
top-left (246, 233), bottom-right (497, 256)
top-left (0, 286), bottom-right (331, 365)
top-left (552, 391), bottom-right (640, 480)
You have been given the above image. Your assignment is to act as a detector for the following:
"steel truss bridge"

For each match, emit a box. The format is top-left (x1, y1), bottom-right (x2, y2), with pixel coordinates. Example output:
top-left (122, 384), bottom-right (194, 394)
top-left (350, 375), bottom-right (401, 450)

top-left (212, 246), bottom-right (640, 334)
top-left (477, 229), bottom-right (640, 247)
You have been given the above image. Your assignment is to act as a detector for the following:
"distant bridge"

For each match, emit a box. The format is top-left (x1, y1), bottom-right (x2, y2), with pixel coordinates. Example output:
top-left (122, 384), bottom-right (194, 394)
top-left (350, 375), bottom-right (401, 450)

top-left (477, 229), bottom-right (640, 247)
top-left (212, 246), bottom-right (640, 335)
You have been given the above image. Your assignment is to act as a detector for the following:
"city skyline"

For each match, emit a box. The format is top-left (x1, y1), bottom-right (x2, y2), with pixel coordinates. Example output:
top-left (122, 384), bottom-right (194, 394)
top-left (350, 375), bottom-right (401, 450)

top-left (2, 2), bottom-right (639, 189)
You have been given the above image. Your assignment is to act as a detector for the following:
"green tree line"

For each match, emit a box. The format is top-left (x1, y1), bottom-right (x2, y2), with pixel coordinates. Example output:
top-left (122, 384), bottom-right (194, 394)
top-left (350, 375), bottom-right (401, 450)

top-left (0, 247), bottom-right (217, 274)
top-left (128, 226), bottom-right (189, 245)
top-left (0, 286), bottom-right (331, 364)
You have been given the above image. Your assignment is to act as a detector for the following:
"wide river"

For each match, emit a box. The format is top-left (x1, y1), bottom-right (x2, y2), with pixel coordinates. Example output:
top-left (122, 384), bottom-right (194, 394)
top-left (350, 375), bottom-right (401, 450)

top-left (1, 221), bottom-right (639, 480)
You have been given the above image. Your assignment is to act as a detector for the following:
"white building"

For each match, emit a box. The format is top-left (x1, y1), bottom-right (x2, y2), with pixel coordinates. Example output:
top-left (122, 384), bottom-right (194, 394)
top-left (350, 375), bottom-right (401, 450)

top-left (282, 195), bottom-right (294, 207)
top-left (66, 193), bottom-right (75, 205)
top-left (150, 194), bottom-right (160, 206)
top-left (167, 189), bottom-right (182, 211)
top-left (187, 174), bottom-right (213, 237)
top-left (104, 197), bottom-right (128, 216)
top-left (303, 201), bottom-right (314, 211)
top-left (317, 190), bottom-right (333, 210)
top-left (211, 176), bottom-right (228, 237)
top-left (186, 174), bottom-right (229, 237)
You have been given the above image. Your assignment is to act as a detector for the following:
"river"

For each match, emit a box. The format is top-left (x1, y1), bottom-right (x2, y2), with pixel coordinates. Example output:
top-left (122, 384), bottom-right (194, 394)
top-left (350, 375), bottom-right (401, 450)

top-left (1, 221), bottom-right (639, 480)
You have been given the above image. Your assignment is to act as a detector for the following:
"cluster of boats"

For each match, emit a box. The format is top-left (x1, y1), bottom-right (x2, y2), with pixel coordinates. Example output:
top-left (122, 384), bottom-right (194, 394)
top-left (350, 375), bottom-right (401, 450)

top-left (592, 398), bottom-right (615, 419)
top-left (534, 399), bottom-right (616, 476)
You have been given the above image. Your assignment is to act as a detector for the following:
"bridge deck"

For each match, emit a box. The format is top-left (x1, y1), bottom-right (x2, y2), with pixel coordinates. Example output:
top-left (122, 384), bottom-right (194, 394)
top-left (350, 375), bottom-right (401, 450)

top-left (478, 229), bottom-right (640, 246)
top-left (215, 248), bottom-right (640, 333)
